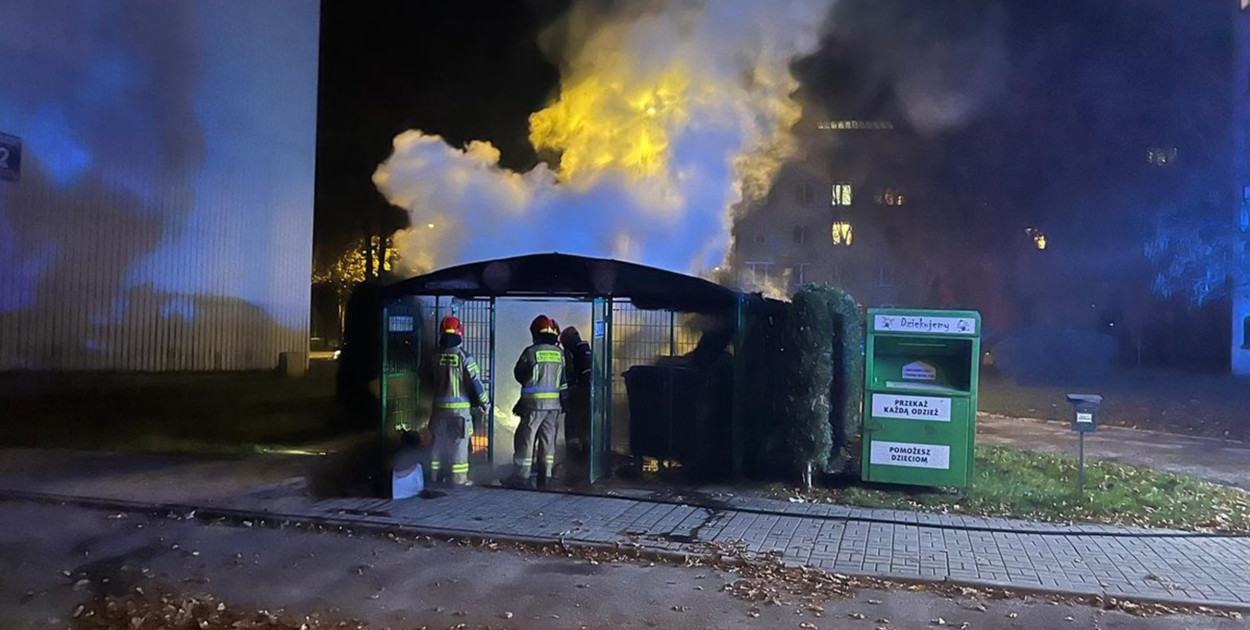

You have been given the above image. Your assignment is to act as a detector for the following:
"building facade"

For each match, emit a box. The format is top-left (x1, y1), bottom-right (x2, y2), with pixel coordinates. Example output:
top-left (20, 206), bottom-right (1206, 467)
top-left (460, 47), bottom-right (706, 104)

top-left (0, 1), bottom-right (320, 370)
top-left (732, 122), bottom-right (938, 310)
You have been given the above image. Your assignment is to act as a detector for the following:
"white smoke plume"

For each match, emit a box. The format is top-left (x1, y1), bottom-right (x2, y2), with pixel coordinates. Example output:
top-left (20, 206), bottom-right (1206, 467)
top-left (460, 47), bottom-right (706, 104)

top-left (374, 0), bottom-right (835, 278)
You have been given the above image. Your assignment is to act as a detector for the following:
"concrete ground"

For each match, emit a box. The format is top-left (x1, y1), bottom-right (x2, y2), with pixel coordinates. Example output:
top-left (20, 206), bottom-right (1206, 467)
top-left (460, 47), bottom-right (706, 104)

top-left (2, 446), bottom-right (1249, 611)
top-left (1, 501), bottom-right (1238, 630)
top-left (977, 413), bottom-right (1250, 490)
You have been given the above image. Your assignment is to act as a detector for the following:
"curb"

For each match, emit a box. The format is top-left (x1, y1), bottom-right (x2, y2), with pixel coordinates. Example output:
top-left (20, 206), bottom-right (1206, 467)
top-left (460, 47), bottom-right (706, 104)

top-left (2, 488), bottom-right (1248, 615)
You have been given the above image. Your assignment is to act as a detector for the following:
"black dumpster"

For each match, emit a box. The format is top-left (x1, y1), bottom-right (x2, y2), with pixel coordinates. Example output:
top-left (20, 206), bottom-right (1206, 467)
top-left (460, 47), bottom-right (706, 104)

top-left (623, 365), bottom-right (701, 466)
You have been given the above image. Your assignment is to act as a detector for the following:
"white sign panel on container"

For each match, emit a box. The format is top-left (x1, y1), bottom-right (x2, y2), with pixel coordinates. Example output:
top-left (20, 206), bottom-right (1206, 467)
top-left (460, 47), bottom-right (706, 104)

top-left (869, 441), bottom-right (951, 470)
top-left (871, 394), bottom-right (951, 421)
top-left (874, 314), bottom-right (976, 335)
top-left (901, 360), bottom-right (937, 381)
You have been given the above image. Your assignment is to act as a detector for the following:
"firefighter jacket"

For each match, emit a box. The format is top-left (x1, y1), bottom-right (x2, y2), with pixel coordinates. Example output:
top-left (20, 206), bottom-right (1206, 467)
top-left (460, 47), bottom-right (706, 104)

top-left (514, 342), bottom-right (567, 411)
top-left (565, 339), bottom-right (592, 388)
top-left (429, 345), bottom-right (489, 414)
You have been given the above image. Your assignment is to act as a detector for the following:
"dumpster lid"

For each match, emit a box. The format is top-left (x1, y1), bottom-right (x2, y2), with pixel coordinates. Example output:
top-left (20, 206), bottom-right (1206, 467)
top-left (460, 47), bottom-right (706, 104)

top-left (1065, 393), bottom-right (1103, 404)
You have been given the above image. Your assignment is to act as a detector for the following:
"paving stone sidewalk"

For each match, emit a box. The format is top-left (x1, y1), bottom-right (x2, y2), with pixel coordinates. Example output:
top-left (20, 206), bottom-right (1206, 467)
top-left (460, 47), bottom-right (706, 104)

top-left (231, 486), bottom-right (1250, 609)
top-left (1, 447), bottom-right (1247, 610)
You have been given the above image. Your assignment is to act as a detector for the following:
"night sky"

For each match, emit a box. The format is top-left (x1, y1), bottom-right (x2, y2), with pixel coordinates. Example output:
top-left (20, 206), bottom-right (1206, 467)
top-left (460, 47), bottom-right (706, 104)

top-left (315, 0), bottom-right (569, 256)
top-left (315, 0), bottom-right (1232, 268)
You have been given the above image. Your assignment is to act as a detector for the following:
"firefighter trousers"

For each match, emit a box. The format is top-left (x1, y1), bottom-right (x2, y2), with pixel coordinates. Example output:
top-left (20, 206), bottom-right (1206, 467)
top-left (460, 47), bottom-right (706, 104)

top-left (429, 413), bottom-right (470, 485)
top-left (514, 408), bottom-right (560, 481)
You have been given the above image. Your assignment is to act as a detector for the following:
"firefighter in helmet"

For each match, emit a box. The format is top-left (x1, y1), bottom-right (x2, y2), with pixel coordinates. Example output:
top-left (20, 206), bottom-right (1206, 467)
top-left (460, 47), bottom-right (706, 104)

top-left (506, 314), bottom-right (567, 488)
top-left (426, 315), bottom-right (489, 486)
top-left (560, 326), bottom-right (592, 460)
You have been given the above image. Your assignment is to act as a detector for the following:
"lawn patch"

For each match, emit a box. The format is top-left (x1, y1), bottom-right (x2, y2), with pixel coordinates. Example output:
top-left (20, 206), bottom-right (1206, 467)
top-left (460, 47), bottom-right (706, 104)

top-left (776, 446), bottom-right (1250, 532)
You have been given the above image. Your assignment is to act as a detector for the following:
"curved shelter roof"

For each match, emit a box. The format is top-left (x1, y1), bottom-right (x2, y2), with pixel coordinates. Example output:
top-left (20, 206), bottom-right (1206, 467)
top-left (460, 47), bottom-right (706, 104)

top-left (382, 253), bottom-right (739, 313)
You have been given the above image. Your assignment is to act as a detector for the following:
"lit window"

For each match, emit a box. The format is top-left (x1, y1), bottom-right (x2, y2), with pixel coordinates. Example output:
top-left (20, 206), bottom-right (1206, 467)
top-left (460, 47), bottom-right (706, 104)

top-left (832, 183), bottom-right (852, 206)
top-left (832, 222), bottom-right (853, 246)
top-left (817, 120), bottom-right (895, 131)
top-left (1146, 146), bottom-right (1177, 166)
top-left (795, 183), bottom-right (814, 205)
top-left (875, 188), bottom-right (906, 206)
top-left (793, 225), bottom-right (809, 244)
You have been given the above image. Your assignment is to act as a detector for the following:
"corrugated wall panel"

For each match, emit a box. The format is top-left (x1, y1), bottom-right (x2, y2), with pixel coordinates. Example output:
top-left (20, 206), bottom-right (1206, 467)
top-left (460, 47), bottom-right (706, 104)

top-left (0, 0), bottom-right (319, 371)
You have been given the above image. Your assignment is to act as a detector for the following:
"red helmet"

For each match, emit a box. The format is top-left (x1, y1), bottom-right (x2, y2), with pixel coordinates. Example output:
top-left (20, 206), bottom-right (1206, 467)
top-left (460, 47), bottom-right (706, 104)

top-left (440, 315), bottom-right (464, 337)
top-left (530, 315), bottom-right (559, 338)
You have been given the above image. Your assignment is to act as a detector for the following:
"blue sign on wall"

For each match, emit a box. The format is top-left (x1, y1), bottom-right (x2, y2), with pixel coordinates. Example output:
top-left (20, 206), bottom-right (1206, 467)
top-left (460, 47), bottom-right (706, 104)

top-left (0, 133), bottom-right (20, 182)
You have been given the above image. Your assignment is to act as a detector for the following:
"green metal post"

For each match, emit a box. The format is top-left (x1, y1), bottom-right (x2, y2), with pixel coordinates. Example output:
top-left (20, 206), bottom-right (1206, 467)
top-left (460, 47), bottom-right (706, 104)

top-left (605, 298), bottom-right (613, 464)
top-left (380, 305), bottom-right (389, 438)
top-left (488, 297), bottom-right (497, 464)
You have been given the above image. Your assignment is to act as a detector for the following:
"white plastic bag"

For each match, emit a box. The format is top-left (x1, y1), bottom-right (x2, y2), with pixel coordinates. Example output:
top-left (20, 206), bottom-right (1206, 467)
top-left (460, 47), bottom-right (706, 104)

top-left (392, 461), bottom-right (424, 499)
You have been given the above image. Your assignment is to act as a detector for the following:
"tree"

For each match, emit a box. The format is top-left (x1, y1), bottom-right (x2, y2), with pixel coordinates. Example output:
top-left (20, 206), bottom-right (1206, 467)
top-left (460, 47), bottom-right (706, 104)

top-left (782, 286), bottom-right (839, 488)
top-left (1142, 174), bottom-right (1244, 309)
top-left (312, 236), bottom-right (398, 334)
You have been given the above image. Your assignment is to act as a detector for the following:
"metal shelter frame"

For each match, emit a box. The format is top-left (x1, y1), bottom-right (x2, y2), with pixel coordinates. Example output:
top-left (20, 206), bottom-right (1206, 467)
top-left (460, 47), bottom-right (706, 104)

top-left (377, 253), bottom-right (748, 483)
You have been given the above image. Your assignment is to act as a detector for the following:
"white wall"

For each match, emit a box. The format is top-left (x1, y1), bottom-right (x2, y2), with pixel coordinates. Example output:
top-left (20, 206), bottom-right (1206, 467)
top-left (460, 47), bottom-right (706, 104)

top-left (0, 0), bottom-right (319, 370)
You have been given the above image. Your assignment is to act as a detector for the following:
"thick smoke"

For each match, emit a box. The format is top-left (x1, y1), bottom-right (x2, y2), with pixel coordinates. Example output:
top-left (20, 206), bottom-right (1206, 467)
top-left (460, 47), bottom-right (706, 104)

top-left (813, 0), bottom-right (1008, 135)
top-left (374, 0), bottom-right (835, 277)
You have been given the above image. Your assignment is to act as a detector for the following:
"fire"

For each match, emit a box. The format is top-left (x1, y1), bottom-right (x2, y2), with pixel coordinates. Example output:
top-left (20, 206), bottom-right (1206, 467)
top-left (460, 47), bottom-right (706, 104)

top-left (373, 0), bottom-right (835, 277)
top-left (528, 67), bottom-right (691, 187)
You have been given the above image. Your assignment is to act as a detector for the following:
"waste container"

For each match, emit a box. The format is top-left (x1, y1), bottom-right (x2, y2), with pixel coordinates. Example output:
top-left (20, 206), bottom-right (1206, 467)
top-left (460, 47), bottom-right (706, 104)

top-left (623, 365), bottom-right (701, 466)
top-left (861, 309), bottom-right (981, 488)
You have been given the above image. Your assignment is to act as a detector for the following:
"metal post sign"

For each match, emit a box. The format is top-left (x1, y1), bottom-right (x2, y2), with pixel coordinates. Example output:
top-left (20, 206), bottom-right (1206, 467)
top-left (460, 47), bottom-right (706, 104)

top-left (1067, 393), bottom-right (1102, 433)
top-left (0, 133), bottom-right (20, 182)
top-left (1066, 393), bottom-right (1103, 492)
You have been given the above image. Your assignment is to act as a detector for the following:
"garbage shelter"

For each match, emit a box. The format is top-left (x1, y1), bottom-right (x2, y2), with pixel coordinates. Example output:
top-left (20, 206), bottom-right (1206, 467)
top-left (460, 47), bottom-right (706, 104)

top-left (375, 253), bottom-right (783, 484)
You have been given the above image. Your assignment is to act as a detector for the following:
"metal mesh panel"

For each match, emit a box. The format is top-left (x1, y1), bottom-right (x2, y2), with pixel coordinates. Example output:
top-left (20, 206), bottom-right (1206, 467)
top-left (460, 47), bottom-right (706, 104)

top-left (381, 305), bottom-right (421, 433)
top-left (454, 298), bottom-right (494, 457)
top-left (610, 302), bottom-right (699, 454)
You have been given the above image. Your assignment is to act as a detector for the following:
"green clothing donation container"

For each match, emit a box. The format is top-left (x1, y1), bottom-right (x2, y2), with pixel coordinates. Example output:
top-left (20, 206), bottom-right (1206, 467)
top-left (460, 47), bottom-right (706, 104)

top-left (861, 308), bottom-right (981, 488)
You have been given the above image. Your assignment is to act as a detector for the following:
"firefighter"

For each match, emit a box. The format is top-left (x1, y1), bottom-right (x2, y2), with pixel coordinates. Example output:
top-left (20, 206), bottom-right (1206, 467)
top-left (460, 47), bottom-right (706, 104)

top-left (560, 326), bottom-right (592, 460)
top-left (426, 315), bottom-right (489, 486)
top-left (506, 314), bottom-right (567, 488)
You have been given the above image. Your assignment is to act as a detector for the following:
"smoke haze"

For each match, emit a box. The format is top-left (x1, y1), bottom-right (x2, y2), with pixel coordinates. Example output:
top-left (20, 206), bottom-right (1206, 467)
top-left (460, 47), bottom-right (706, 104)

top-left (373, 0), bottom-right (835, 278)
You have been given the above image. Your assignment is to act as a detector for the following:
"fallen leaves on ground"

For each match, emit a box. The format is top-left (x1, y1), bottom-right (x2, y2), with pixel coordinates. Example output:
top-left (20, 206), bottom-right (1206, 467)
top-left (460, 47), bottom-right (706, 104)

top-left (71, 585), bottom-right (370, 629)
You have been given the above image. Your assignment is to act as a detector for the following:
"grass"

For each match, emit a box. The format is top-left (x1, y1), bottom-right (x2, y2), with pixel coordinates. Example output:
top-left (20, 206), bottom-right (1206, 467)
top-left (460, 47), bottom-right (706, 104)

top-left (775, 446), bottom-right (1250, 532)
top-left (978, 367), bottom-right (1250, 441)
top-left (0, 361), bottom-right (348, 453)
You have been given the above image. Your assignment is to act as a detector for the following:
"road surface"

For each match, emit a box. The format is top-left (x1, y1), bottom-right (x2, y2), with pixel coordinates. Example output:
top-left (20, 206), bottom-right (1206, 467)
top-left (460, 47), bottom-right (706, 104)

top-left (0, 501), bottom-right (1238, 630)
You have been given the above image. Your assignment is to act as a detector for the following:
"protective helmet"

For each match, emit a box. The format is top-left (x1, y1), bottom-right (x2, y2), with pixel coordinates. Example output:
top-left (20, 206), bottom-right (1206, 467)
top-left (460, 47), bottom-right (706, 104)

top-left (530, 315), bottom-right (559, 338)
top-left (560, 326), bottom-right (581, 348)
top-left (440, 315), bottom-right (464, 337)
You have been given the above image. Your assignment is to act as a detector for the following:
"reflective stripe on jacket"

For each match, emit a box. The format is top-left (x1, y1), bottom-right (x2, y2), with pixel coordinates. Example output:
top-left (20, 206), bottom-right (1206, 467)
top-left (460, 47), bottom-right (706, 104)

top-left (430, 346), bottom-right (489, 412)
top-left (514, 343), bottom-right (567, 410)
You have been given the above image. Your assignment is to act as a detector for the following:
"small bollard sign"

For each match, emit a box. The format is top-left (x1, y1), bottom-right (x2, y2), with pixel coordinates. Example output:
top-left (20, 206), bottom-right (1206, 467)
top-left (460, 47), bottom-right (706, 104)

top-left (1067, 394), bottom-right (1101, 433)
top-left (1066, 393), bottom-right (1103, 491)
